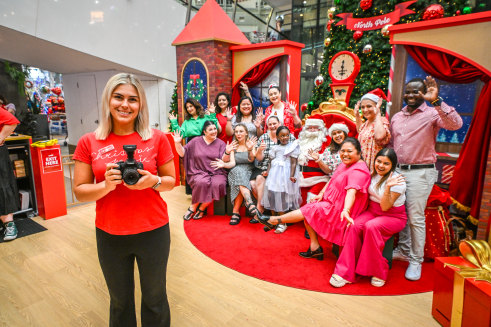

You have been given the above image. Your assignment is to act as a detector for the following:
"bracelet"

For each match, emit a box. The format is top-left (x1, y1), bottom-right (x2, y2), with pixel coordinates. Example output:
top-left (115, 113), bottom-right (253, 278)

top-left (225, 151), bottom-right (230, 155)
top-left (152, 175), bottom-right (162, 190)
top-left (342, 208), bottom-right (351, 214)
top-left (431, 96), bottom-right (443, 106)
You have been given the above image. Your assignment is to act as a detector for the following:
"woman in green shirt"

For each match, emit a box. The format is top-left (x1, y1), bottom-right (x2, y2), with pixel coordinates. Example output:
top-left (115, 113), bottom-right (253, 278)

top-left (169, 98), bottom-right (219, 140)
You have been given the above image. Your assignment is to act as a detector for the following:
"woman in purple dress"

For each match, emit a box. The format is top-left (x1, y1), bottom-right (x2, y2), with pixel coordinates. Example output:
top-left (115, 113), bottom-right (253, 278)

top-left (173, 120), bottom-right (237, 220)
top-left (257, 138), bottom-right (371, 260)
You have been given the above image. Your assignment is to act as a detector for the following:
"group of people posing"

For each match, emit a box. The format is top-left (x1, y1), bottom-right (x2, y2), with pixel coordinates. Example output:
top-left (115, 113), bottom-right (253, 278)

top-left (172, 76), bottom-right (463, 288)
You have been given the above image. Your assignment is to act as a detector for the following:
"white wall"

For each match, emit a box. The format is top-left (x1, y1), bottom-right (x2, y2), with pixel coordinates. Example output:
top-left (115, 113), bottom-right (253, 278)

top-left (63, 71), bottom-right (173, 147)
top-left (0, 0), bottom-right (186, 79)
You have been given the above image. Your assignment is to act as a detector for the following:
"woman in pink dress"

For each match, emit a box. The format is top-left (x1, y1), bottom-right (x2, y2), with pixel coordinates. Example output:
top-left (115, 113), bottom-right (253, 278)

top-left (330, 148), bottom-right (407, 288)
top-left (257, 138), bottom-right (371, 260)
top-left (355, 89), bottom-right (391, 173)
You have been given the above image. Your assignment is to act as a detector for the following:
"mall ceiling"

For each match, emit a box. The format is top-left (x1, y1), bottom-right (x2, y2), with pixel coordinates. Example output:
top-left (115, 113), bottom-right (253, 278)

top-left (0, 25), bottom-right (153, 76)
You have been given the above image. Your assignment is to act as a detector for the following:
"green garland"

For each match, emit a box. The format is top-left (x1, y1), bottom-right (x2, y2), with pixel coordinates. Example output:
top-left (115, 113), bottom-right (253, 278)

top-left (3, 61), bottom-right (29, 96)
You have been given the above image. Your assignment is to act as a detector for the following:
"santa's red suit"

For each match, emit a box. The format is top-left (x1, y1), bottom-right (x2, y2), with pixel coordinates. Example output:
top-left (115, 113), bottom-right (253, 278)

top-left (297, 119), bottom-right (330, 205)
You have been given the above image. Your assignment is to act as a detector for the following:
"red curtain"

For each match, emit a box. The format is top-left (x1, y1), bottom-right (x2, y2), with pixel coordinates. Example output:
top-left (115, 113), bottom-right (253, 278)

top-left (231, 56), bottom-right (282, 106)
top-left (405, 45), bottom-right (491, 220)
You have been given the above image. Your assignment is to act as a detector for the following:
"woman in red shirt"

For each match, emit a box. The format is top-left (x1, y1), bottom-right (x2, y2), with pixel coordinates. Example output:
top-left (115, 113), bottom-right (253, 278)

top-left (73, 73), bottom-right (176, 327)
top-left (0, 108), bottom-right (20, 241)
top-left (263, 85), bottom-right (302, 133)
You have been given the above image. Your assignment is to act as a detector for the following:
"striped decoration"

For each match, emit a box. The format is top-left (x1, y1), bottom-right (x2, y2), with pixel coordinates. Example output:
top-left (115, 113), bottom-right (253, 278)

top-left (286, 55), bottom-right (290, 101)
top-left (441, 164), bottom-right (455, 184)
top-left (386, 45), bottom-right (396, 117)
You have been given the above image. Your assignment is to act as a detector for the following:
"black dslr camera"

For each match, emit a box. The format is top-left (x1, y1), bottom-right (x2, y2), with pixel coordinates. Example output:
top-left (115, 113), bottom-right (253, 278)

top-left (115, 145), bottom-right (144, 185)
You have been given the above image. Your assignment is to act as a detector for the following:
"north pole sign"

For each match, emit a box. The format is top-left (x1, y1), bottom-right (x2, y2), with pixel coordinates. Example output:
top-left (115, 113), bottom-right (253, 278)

top-left (336, 0), bottom-right (416, 31)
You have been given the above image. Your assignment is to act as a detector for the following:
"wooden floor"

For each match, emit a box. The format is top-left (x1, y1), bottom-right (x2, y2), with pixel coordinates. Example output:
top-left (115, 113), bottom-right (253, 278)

top-left (0, 186), bottom-right (439, 327)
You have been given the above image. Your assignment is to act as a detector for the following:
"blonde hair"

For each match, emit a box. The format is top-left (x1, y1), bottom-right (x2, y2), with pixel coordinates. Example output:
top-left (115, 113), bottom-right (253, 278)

top-left (95, 73), bottom-right (152, 140)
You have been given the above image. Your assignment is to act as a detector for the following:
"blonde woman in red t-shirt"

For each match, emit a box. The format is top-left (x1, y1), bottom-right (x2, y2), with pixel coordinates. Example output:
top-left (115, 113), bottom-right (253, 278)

top-left (73, 73), bottom-right (176, 327)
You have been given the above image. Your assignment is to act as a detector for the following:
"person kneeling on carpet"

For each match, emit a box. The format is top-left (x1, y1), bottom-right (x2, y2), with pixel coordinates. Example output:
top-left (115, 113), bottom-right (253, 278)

top-left (330, 148), bottom-right (407, 288)
top-left (257, 138), bottom-right (371, 259)
top-left (211, 123), bottom-right (259, 225)
top-left (174, 121), bottom-right (236, 220)
top-left (261, 126), bottom-right (302, 234)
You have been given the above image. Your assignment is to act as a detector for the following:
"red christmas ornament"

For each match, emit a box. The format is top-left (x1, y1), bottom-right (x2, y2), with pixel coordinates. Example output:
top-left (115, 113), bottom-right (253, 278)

top-left (300, 103), bottom-right (308, 112)
top-left (456, 10), bottom-right (461, 16)
top-left (422, 4), bottom-right (444, 21)
top-left (326, 19), bottom-right (335, 32)
top-left (51, 87), bottom-right (62, 96)
top-left (360, 0), bottom-right (372, 10)
top-left (353, 30), bottom-right (363, 41)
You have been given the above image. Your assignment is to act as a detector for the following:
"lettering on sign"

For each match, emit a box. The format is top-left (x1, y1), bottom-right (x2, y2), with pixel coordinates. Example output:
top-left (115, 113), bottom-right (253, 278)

top-left (40, 148), bottom-right (63, 173)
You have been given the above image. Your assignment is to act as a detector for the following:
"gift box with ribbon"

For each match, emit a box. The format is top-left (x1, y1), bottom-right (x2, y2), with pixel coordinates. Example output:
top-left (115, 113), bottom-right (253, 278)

top-left (432, 240), bottom-right (491, 327)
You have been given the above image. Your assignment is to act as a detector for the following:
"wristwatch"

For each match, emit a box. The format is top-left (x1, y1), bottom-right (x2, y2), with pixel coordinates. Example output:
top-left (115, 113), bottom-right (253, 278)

top-left (152, 176), bottom-right (162, 190)
top-left (431, 96), bottom-right (443, 106)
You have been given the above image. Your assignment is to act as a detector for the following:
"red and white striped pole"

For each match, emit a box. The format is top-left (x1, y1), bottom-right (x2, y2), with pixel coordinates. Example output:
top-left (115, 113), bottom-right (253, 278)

top-left (386, 45), bottom-right (396, 117)
top-left (286, 55), bottom-right (290, 101)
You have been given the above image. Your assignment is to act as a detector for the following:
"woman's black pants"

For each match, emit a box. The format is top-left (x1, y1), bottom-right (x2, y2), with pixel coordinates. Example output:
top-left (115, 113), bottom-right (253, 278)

top-left (96, 224), bottom-right (171, 327)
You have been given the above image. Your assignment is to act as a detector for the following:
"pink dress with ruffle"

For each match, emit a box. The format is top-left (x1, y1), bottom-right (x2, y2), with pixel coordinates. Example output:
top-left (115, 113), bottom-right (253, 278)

top-left (300, 160), bottom-right (371, 246)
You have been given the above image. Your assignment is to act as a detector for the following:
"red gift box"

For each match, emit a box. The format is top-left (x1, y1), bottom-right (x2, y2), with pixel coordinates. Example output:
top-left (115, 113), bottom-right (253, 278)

top-left (462, 278), bottom-right (491, 327)
top-left (432, 257), bottom-right (476, 327)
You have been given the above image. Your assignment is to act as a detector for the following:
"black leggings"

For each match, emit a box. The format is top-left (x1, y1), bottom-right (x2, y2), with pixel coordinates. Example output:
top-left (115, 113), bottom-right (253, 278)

top-left (96, 224), bottom-right (171, 327)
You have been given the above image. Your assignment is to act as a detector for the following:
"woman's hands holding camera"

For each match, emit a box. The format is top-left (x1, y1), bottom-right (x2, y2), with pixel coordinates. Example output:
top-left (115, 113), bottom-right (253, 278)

top-left (125, 169), bottom-right (159, 190)
top-left (104, 163), bottom-right (122, 191)
top-left (104, 163), bottom-right (160, 191)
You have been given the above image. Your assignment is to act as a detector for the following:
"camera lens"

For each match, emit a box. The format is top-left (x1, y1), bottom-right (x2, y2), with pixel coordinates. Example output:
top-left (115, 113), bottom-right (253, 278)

top-left (123, 169), bottom-right (141, 185)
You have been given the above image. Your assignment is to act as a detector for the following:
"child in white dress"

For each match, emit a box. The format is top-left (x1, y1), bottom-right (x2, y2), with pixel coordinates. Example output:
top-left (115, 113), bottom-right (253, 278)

top-left (262, 126), bottom-right (302, 233)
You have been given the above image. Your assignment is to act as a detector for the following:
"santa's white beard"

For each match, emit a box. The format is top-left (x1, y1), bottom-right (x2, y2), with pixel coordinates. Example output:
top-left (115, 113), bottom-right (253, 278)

top-left (298, 131), bottom-right (325, 165)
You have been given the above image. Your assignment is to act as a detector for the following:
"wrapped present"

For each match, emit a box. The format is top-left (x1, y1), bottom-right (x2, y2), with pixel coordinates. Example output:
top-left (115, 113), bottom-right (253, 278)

top-left (432, 240), bottom-right (491, 327)
top-left (432, 257), bottom-right (475, 327)
top-left (462, 278), bottom-right (491, 326)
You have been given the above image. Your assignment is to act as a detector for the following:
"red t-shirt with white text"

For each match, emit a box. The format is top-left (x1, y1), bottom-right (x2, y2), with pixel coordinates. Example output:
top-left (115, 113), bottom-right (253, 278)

top-left (73, 130), bottom-right (174, 235)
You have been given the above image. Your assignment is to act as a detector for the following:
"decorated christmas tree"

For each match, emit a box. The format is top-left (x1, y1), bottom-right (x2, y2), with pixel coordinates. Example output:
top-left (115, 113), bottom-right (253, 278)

top-left (308, 0), bottom-right (486, 115)
top-left (169, 83), bottom-right (178, 130)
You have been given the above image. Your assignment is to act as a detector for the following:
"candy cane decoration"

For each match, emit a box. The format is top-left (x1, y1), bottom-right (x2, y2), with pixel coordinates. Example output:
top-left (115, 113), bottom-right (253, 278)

top-left (386, 45), bottom-right (396, 117)
top-left (286, 55), bottom-right (290, 101)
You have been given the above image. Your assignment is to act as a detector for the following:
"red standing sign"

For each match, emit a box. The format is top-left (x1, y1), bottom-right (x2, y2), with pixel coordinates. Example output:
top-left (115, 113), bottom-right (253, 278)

top-left (40, 148), bottom-right (62, 173)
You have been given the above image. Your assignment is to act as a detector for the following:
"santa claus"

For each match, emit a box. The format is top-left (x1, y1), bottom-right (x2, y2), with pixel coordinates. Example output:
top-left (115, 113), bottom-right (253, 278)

top-left (297, 118), bottom-right (330, 204)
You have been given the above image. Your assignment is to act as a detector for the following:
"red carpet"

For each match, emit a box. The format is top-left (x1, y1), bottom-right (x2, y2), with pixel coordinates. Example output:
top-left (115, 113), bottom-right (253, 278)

top-left (183, 214), bottom-right (434, 296)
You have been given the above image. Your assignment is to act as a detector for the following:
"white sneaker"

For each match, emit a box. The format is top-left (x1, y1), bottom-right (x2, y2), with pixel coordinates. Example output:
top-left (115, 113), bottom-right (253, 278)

top-left (330, 274), bottom-right (350, 288)
top-left (274, 223), bottom-right (287, 234)
top-left (392, 248), bottom-right (410, 262)
top-left (371, 277), bottom-right (386, 287)
top-left (405, 262), bottom-right (422, 281)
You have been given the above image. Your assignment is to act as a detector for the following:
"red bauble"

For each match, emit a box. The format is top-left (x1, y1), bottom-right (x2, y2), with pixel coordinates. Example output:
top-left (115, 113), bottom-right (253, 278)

top-left (422, 4), bottom-right (444, 21)
top-left (353, 30), bottom-right (363, 41)
top-left (326, 19), bottom-right (335, 32)
top-left (360, 0), bottom-right (372, 10)
top-left (456, 10), bottom-right (461, 16)
top-left (300, 103), bottom-right (308, 112)
top-left (51, 87), bottom-right (62, 96)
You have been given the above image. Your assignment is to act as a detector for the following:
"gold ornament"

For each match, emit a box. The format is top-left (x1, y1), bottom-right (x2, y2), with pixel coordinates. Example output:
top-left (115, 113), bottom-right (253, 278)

top-left (381, 24), bottom-right (392, 38)
top-left (324, 37), bottom-right (331, 47)
top-left (328, 7), bottom-right (336, 19)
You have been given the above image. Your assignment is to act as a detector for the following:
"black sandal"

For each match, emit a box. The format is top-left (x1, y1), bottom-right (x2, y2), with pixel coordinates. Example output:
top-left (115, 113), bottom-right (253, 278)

top-left (193, 208), bottom-right (206, 220)
top-left (257, 215), bottom-right (278, 232)
top-left (183, 207), bottom-right (195, 221)
top-left (229, 213), bottom-right (241, 225)
top-left (245, 202), bottom-right (258, 217)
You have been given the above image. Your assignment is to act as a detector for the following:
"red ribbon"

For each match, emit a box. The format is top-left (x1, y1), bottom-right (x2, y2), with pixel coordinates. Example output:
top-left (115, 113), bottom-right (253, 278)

top-left (189, 74), bottom-right (200, 85)
top-left (336, 0), bottom-right (416, 31)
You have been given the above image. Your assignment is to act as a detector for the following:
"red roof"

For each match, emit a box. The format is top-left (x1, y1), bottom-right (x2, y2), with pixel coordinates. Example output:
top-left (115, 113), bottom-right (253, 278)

top-left (172, 0), bottom-right (251, 46)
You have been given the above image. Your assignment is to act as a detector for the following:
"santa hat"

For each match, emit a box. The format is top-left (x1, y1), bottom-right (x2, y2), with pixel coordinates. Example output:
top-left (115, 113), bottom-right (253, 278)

top-left (361, 88), bottom-right (387, 104)
top-left (304, 118), bottom-right (325, 128)
top-left (328, 123), bottom-right (349, 136)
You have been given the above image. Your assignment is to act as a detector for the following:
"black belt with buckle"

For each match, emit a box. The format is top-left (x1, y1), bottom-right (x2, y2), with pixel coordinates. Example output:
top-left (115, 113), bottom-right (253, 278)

top-left (397, 164), bottom-right (435, 170)
top-left (300, 166), bottom-right (324, 173)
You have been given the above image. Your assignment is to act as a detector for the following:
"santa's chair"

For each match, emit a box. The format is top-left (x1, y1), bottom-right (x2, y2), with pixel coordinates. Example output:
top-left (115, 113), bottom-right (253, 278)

top-left (302, 98), bottom-right (358, 139)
